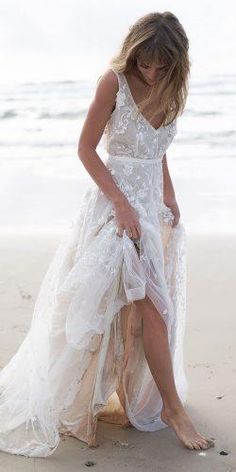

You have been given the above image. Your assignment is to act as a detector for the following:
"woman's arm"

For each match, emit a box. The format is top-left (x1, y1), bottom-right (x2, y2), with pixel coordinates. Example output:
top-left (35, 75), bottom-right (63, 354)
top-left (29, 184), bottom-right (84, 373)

top-left (78, 69), bottom-right (124, 205)
top-left (77, 69), bottom-right (141, 240)
top-left (162, 153), bottom-right (180, 227)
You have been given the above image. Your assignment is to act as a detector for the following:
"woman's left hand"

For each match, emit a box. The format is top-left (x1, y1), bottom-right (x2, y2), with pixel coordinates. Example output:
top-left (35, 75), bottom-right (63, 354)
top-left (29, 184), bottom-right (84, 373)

top-left (164, 198), bottom-right (181, 227)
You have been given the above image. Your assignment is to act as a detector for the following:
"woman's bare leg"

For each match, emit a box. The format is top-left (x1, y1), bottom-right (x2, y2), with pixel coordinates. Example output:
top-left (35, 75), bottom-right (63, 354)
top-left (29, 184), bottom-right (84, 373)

top-left (134, 295), bottom-right (215, 450)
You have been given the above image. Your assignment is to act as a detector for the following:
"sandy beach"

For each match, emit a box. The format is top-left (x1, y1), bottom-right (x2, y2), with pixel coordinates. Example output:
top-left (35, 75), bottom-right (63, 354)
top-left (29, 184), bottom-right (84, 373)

top-left (0, 229), bottom-right (235, 471)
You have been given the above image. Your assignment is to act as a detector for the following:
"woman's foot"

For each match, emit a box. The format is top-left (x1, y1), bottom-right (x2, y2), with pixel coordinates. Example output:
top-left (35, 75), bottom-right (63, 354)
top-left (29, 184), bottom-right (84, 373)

top-left (121, 419), bottom-right (133, 428)
top-left (161, 406), bottom-right (215, 450)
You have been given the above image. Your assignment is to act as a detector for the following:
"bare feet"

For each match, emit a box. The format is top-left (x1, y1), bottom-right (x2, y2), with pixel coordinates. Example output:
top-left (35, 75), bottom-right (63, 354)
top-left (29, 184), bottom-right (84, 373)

top-left (88, 438), bottom-right (99, 448)
top-left (121, 419), bottom-right (133, 429)
top-left (161, 406), bottom-right (215, 450)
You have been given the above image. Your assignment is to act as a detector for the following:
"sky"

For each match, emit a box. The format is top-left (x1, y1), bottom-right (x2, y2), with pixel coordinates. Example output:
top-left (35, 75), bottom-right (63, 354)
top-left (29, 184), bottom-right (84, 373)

top-left (0, 0), bottom-right (235, 83)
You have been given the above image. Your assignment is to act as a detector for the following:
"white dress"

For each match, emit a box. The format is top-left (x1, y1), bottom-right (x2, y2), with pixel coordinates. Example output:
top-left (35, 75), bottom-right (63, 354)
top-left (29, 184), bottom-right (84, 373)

top-left (0, 68), bottom-right (188, 457)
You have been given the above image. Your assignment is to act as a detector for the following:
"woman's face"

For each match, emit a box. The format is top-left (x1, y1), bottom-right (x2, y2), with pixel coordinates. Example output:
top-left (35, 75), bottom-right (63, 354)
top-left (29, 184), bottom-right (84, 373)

top-left (136, 58), bottom-right (167, 85)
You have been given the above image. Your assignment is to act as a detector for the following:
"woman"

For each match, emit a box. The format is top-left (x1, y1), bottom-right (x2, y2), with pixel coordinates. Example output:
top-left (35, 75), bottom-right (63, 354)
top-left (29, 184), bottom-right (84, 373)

top-left (0, 11), bottom-right (215, 457)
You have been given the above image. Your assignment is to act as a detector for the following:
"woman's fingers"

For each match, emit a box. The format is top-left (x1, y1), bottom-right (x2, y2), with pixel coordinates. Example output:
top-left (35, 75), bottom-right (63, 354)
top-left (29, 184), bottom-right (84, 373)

top-left (114, 202), bottom-right (141, 239)
top-left (129, 215), bottom-right (141, 240)
top-left (130, 226), bottom-right (140, 240)
top-left (116, 224), bottom-right (140, 240)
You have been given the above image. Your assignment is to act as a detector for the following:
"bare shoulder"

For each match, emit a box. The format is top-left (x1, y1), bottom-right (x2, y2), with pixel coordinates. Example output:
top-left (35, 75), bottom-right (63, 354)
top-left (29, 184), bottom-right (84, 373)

top-left (94, 68), bottom-right (119, 105)
top-left (78, 69), bottom-right (120, 150)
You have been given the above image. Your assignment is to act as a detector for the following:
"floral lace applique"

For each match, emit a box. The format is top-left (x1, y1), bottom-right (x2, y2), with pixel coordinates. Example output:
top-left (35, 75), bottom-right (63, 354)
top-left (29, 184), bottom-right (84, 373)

top-left (102, 69), bottom-right (177, 161)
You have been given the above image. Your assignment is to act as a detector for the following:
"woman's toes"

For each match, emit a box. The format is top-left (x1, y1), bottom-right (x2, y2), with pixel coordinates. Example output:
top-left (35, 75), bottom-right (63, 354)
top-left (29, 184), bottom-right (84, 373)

top-left (197, 440), bottom-right (208, 449)
top-left (202, 443), bottom-right (209, 449)
top-left (200, 439), bottom-right (215, 449)
top-left (198, 435), bottom-right (213, 448)
top-left (197, 437), bottom-right (208, 446)
top-left (193, 442), bottom-right (201, 450)
top-left (185, 441), bottom-right (194, 449)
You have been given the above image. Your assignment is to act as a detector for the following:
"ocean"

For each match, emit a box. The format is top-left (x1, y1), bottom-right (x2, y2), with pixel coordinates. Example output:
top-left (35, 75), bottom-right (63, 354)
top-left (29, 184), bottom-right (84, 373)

top-left (0, 72), bottom-right (235, 234)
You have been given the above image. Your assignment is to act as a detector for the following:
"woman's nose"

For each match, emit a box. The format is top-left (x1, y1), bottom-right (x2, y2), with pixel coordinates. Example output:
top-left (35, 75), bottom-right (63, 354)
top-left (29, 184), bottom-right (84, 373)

top-left (146, 70), bottom-right (158, 82)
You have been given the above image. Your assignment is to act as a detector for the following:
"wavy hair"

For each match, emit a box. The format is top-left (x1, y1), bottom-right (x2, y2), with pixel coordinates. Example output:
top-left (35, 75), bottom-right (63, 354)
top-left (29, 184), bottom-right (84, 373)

top-left (108, 11), bottom-right (191, 125)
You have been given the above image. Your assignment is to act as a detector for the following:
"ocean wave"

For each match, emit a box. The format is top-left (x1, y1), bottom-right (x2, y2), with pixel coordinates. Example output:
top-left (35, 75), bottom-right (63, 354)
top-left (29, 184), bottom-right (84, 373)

top-left (38, 110), bottom-right (87, 119)
top-left (1, 110), bottom-right (18, 119)
top-left (0, 109), bottom-right (87, 120)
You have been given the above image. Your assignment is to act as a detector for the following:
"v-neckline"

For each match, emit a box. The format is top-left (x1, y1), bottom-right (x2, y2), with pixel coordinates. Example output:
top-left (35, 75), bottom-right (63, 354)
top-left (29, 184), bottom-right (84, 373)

top-left (122, 72), bottom-right (165, 133)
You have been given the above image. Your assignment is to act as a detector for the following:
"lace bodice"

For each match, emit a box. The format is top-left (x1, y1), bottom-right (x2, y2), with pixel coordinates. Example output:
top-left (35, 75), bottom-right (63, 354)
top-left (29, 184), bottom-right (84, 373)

top-left (102, 68), bottom-right (177, 161)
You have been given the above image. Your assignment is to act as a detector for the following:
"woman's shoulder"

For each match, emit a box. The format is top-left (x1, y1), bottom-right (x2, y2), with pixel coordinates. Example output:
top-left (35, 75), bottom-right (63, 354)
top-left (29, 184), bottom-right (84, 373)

top-left (97, 67), bottom-right (120, 91)
top-left (92, 68), bottom-right (120, 109)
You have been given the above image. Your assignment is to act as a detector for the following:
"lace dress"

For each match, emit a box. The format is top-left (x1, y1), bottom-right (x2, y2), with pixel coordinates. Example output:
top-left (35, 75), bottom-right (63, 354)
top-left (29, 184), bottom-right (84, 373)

top-left (0, 68), bottom-right (188, 457)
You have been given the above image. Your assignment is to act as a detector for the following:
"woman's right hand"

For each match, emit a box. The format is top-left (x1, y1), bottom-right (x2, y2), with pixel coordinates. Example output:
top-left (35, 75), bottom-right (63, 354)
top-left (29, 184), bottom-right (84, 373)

top-left (113, 196), bottom-right (141, 240)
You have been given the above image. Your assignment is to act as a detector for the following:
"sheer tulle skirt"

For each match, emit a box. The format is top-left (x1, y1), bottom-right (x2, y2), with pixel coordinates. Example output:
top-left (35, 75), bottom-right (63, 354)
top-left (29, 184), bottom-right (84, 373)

top-left (0, 177), bottom-right (188, 457)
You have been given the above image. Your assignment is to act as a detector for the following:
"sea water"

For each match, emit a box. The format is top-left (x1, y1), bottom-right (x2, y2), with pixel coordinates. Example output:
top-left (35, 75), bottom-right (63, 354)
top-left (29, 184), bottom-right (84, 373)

top-left (0, 73), bottom-right (235, 233)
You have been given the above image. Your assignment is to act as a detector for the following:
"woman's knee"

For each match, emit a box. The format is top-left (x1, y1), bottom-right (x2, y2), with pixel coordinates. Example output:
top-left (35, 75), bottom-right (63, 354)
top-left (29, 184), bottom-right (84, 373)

top-left (134, 296), bottom-right (167, 329)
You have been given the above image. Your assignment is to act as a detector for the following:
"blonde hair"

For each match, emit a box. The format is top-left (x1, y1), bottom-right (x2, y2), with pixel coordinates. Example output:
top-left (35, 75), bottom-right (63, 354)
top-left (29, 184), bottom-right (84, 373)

top-left (109, 11), bottom-right (191, 125)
